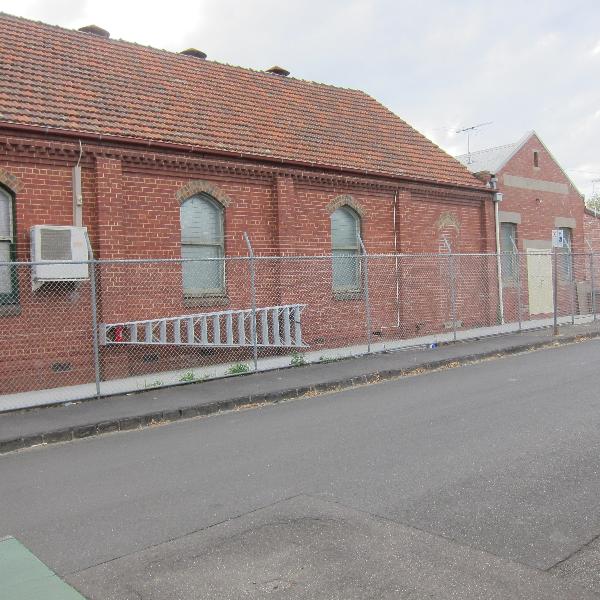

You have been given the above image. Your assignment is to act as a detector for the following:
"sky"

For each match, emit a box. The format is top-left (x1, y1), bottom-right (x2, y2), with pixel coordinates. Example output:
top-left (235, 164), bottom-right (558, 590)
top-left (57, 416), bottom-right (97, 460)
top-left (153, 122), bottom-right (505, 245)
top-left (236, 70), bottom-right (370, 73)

top-left (2, 0), bottom-right (600, 198)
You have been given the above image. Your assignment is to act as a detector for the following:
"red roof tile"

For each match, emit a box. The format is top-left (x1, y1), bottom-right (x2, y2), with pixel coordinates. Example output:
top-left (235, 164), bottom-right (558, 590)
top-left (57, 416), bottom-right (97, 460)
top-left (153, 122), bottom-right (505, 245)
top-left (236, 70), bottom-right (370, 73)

top-left (0, 13), bottom-right (483, 188)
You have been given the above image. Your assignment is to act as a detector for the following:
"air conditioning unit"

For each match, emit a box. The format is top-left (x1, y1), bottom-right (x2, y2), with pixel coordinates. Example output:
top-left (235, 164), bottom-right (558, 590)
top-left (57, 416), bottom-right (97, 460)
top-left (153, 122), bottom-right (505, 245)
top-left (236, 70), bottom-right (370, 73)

top-left (30, 225), bottom-right (89, 290)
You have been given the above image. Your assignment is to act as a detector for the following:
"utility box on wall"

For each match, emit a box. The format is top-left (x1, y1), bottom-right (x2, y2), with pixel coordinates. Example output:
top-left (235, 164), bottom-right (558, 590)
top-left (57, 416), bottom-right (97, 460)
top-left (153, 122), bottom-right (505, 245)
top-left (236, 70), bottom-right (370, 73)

top-left (30, 225), bottom-right (89, 290)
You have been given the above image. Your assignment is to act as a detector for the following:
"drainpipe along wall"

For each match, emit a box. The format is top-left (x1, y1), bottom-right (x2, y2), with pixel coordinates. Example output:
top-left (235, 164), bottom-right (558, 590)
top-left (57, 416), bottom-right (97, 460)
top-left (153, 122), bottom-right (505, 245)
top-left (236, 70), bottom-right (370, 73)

top-left (393, 190), bottom-right (401, 327)
top-left (491, 175), bottom-right (505, 324)
top-left (72, 140), bottom-right (83, 227)
top-left (379, 190), bottom-right (401, 331)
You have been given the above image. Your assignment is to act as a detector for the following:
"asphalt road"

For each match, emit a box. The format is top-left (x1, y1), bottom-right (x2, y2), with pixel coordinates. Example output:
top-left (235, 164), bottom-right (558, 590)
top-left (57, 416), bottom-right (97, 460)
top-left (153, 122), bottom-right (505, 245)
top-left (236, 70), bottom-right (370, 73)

top-left (2, 340), bottom-right (600, 598)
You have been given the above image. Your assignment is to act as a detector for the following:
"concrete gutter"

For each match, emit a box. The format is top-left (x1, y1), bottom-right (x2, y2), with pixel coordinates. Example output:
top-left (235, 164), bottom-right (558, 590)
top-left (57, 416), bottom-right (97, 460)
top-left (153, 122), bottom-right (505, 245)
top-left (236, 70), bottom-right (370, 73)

top-left (1, 325), bottom-right (599, 455)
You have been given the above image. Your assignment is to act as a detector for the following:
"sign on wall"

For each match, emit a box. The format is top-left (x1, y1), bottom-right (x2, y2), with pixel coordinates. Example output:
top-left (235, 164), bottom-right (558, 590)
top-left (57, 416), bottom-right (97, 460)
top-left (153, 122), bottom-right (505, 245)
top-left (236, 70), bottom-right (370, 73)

top-left (552, 229), bottom-right (564, 248)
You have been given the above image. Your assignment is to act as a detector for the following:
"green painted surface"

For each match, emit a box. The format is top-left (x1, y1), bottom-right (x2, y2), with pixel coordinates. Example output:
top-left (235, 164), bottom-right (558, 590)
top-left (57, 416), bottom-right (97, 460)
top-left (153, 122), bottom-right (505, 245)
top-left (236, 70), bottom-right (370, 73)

top-left (0, 536), bottom-right (85, 599)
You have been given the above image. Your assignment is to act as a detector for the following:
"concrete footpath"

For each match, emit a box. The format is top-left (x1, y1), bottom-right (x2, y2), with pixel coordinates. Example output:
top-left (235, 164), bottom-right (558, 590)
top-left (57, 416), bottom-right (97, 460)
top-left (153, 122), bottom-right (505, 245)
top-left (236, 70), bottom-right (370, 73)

top-left (1, 322), bottom-right (599, 454)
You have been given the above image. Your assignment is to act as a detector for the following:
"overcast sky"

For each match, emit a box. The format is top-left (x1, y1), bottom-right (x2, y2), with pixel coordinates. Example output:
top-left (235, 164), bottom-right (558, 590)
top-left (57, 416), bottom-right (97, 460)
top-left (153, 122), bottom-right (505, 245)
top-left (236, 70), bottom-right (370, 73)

top-left (2, 0), bottom-right (599, 197)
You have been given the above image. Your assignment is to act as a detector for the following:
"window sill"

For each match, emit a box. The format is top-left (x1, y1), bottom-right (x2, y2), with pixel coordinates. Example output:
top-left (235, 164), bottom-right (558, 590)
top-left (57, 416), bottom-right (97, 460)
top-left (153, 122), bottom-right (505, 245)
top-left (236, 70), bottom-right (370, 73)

top-left (184, 296), bottom-right (229, 308)
top-left (0, 304), bottom-right (21, 317)
top-left (333, 291), bottom-right (363, 301)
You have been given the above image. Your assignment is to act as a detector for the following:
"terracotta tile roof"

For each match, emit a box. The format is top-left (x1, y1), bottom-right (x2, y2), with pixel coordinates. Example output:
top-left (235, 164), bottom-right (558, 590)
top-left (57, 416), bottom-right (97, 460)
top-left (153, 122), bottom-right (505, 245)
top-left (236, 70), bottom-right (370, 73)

top-left (0, 13), bottom-right (484, 188)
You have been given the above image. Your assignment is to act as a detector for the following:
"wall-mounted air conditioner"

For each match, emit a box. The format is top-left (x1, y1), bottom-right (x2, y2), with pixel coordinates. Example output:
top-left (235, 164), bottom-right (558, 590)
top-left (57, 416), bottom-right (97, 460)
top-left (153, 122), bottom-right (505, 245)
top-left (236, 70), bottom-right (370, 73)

top-left (30, 225), bottom-right (89, 290)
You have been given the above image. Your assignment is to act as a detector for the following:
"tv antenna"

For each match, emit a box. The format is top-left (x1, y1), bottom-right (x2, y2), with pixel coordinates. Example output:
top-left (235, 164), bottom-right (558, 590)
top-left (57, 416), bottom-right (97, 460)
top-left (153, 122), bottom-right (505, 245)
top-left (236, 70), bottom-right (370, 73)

top-left (456, 122), bottom-right (493, 164)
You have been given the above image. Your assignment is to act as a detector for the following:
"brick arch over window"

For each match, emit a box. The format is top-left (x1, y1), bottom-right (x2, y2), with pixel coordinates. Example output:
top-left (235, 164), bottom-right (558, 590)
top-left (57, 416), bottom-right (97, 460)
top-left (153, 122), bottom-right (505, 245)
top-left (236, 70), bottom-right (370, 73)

top-left (0, 168), bottom-right (22, 194)
top-left (325, 194), bottom-right (365, 217)
top-left (176, 180), bottom-right (231, 207)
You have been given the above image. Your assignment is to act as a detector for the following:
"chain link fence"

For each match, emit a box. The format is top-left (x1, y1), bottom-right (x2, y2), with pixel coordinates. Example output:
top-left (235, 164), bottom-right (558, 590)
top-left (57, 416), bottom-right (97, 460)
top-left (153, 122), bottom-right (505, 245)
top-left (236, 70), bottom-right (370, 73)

top-left (1, 249), bottom-right (599, 411)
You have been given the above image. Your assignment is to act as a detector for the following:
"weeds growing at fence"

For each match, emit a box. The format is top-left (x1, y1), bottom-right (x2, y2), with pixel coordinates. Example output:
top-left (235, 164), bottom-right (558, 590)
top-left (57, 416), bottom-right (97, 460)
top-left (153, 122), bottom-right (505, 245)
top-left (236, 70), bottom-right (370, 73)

top-left (179, 371), bottom-right (196, 383)
top-left (227, 363), bottom-right (251, 375)
top-left (290, 351), bottom-right (307, 367)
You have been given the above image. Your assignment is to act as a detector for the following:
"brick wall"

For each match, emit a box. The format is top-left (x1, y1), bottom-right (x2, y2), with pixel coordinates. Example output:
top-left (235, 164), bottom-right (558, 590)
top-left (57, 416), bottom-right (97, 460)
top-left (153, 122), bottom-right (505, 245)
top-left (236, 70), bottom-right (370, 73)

top-left (0, 131), bottom-right (493, 394)
top-left (584, 209), bottom-right (600, 252)
top-left (495, 134), bottom-right (586, 320)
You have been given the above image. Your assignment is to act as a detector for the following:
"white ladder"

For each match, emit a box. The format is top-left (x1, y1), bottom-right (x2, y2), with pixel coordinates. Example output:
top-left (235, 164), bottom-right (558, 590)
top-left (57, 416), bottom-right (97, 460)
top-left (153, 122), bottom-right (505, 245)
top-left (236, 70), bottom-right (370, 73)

top-left (100, 304), bottom-right (306, 348)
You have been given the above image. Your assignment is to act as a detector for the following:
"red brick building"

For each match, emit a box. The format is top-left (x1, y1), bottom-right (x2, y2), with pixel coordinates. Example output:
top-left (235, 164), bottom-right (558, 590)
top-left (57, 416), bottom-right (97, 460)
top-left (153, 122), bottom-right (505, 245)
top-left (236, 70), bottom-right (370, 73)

top-left (457, 131), bottom-right (587, 321)
top-left (584, 208), bottom-right (600, 252)
top-left (0, 14), bottom-right (496, 396)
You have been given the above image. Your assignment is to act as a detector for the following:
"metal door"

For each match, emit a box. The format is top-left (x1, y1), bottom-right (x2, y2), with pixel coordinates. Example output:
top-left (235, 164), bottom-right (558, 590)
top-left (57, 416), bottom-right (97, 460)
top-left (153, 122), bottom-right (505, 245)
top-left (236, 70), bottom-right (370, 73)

top-left (526, 249), bottom-right (553, 315)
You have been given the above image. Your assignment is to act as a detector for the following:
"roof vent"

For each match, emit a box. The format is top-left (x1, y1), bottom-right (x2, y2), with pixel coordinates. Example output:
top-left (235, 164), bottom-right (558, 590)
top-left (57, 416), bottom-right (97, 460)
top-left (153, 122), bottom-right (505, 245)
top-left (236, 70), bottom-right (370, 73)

top-left (266, 65), bottom-right (290, 77)
top-left (78, 25), bottom-right (110, 38)
top-left (180, 48), bottom-right (207, 59)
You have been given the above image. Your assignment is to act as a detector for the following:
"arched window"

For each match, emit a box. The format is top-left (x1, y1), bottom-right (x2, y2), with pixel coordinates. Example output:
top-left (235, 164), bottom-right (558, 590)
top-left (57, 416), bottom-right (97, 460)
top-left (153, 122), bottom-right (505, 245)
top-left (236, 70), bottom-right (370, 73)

top-left (180, 194), bottom-right (225, 296)
top-left (331, 206), bottom-right (361, 292)
top-left (0, 186), bottom-right (17, 306)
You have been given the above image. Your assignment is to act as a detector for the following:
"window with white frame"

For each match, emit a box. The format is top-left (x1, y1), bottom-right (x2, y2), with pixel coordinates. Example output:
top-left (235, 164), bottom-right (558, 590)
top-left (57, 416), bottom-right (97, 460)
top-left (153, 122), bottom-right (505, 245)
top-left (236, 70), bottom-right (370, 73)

top-left (500, 222), bottom-right (518, 284)
top-left (0, 187), bottom-right (17, 305)
top-left (331, 206), bottom-right (361, 292)
top-left (180, 194), bottom-right (225, 296)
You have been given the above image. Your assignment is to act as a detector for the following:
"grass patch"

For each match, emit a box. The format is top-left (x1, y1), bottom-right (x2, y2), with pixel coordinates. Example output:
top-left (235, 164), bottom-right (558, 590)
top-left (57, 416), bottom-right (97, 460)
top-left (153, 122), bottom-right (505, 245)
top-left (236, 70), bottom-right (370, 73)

top-left (143, 379), bottom-right (163, 389)
top-left (290, 351), bottom-right (307, 367)
top-left (318, 355), bottom-right (342, 364)
top-left (227, 363), bottom-right (251, 375)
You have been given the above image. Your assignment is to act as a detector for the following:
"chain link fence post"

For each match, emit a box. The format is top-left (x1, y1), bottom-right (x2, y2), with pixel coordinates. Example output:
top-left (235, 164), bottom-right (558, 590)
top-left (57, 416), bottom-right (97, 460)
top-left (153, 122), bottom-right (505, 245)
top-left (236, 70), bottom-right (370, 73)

top-left (510, 237), bottom-right (522, 332)
top-left (450, 253), bottom-right (457, 342)
top-left (569, 245), bottom-right (575, 326)
top-left (591, 252), bottom-right (597, 322)
top-left (243, 232), bottom-right (259, 371)
top-left (516, 252), bottom-right (523, 332)
top-left (553, 248), bottom-right (559, 336)
top-left (358, 235), bottom-right (372, 353)
top-left (441, 237), bottom-right (457, 343)
top-left (85, 235), bottom-right (101, 398)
